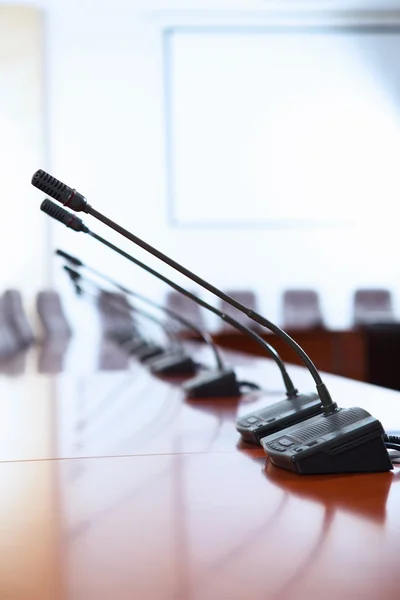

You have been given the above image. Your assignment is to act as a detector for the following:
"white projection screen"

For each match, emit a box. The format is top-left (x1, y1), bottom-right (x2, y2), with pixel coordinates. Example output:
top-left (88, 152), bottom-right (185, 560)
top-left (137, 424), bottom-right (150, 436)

top-left (165, 26), bottom-right (400, 227)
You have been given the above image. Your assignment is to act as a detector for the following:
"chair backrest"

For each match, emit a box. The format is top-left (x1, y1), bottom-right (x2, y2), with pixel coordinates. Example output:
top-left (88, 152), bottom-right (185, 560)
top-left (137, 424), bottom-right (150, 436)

top-left (36, 291), bottom-right (72, 339)
top-left (0, 295), bottom-right (20, 358)
top-left (36, 339), bottom-right (71, 374)
top-left (353, 289), bottom-right (395, 326)
top-left (282, 289), bottom-right (324, 330)
top-left (97, 292), bottom-right (136, 343)
top-left (2, 290), bottom-right (35, 348)
top-left (219, 290), bottom-right (259, 331)
top-left (165, 291), bottom-right (205, 331)
top-left (97, 338), bottom-right (130, 371)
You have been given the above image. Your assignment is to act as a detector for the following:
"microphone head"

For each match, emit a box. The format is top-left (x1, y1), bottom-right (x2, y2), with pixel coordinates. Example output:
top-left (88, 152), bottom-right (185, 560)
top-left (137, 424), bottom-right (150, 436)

top-left (73, 282), bottom-right (84, 296)
top-left (32, 170), bottom-right (88, 212)
top-left (32, 169), bottom-right (69, 201)
top-left (55, 249), bottom-right (83, 267)
top-left (63, 265), bottom-right (81, 282)
top-left (41, 199), bottom-right (89, 233)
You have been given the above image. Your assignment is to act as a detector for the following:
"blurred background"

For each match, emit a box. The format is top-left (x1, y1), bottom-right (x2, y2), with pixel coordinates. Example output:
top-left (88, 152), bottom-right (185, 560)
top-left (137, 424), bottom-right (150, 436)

top-left (3, 0), bottom-right (400, 385)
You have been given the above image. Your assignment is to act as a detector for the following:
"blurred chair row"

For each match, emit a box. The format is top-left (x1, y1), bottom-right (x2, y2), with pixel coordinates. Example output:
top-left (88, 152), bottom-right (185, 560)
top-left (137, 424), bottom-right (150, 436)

top-left (0, 287), bottom-right (396, 362)
top-left (97, 292), bottom-right (136, 344)
top-left (165, 288), bottom-right (397, 331)
top-left (0, 289), bottom-right (71, 361)
top-left (96, 292), bottom-right (133, 370)
top-left (0, 287), bottom-right (142, 368)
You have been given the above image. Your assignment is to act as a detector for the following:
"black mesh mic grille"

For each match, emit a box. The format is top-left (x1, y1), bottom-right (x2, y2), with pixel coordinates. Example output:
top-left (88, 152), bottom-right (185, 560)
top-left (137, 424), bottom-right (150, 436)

top-left (63, 265), bottom-right (81, 282)
top-left (32, 170), bottom-right (69, 201)
top-left (41, 198), bottom-right (69, 223)
top-left (55, 250), bottom-right (83, 267)
top-left (32, 170), bottom-right (88, 212)
top-left (41, 199), bottom-right (88, 233)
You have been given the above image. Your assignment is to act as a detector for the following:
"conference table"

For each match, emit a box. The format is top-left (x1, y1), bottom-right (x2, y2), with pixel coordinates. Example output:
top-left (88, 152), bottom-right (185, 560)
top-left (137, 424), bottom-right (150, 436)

top-left (1, 334), bottom-right (400, 600)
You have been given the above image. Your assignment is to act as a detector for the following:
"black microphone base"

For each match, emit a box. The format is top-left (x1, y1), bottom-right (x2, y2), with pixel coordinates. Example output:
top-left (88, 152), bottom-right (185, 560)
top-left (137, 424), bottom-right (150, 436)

top-left (260, 407), bottom-right (393, 475)
top-left (148, 352), bottom-right (198, 376)
top-left (183, 369), bottom-right (241, 398)
top-left (137, 344), bottom-right (165, 363)
top-left (112, 330), bottom-right (140, 346)
top-left (123, 338), bottom-right (148, 355)
top-left (236, 392), bottom-right (322, 445)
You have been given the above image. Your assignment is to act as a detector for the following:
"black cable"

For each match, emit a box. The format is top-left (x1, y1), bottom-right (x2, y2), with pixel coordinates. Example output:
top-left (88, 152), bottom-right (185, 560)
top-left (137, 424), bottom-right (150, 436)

top-left (385, 443), bottom-right (400, 451)
top-left (384, 434), bottom-right (400, 445)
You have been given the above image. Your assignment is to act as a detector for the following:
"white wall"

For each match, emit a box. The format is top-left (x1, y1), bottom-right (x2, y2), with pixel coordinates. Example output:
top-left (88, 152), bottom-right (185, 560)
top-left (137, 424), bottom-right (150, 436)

top-left (0, 7), bottom-right (48, 312)
top-left (8, 0), bottom-right (400, 329)
top-left (169, 30), bottom-right (400, 225)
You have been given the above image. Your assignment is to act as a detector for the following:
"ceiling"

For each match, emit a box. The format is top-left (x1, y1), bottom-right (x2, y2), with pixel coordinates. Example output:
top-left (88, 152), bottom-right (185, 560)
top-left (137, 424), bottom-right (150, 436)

top-left (5, 0), bottom-right (400, 13)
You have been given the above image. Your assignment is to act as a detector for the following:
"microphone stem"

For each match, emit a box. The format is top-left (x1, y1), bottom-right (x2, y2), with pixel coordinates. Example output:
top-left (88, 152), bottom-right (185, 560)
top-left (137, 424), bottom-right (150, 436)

top-left (34, 176), bottom-right (336, 410)
top-left (89, 231), bottom-right (299, 397)
top-left (88, 206), bottom-right (322, 383)
top-left (77, 279), bottom-right (182, 352)
top-left (83, 263), bottom-right (225, 372)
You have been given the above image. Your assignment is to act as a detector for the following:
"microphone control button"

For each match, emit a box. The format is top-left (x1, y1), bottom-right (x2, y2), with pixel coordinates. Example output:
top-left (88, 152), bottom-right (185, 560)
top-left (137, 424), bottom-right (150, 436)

top-left (277, 437), bottom-right (294, 447)
top-left (268, 442), bottom-right (285, 452)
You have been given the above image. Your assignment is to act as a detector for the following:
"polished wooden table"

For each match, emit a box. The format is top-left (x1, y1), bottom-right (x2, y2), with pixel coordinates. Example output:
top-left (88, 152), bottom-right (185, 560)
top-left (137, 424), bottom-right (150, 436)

top-left (1, 336), bottom-right (400, 600)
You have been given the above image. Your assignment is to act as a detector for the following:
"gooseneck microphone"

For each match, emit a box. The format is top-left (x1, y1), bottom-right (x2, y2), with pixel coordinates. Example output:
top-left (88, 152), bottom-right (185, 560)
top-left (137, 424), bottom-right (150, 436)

top-left (68, 278), bottom-right (153, 358)
top-left (63, 265), bottom-right (192, 368)
top-left (40, 201), bottom-right (324, 442)
top-left (55, 249), bottom-right (298, 396)
top-left (34, 174), bottom-right (392, 474)
top-left (32, 170), bottom-right (335, 412)
top-left (40, 200), bottom-right (305, 406)
top-left (56, 249), bottom-right (225, 376)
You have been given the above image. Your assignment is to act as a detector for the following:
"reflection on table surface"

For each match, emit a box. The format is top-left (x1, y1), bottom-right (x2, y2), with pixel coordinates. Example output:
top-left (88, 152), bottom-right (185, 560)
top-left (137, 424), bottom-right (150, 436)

top-left (0, 338), bottom-right (400, 599)
top-left (1, 452), bottom-right (400, 600)
top-left (1, 340), bottom-right (400, 463)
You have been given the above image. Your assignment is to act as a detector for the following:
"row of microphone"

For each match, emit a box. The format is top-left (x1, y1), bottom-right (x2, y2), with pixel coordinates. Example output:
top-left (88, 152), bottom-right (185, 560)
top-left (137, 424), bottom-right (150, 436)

top-left (32, 169), bottom-right (399, 475)
top-left (57, 248), bottom-right (298, 398)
